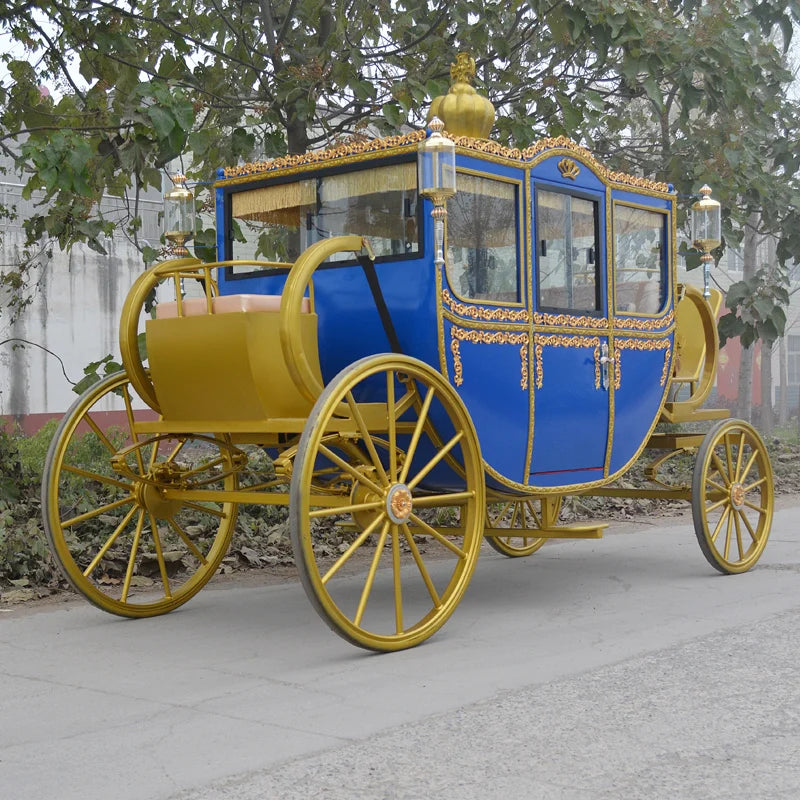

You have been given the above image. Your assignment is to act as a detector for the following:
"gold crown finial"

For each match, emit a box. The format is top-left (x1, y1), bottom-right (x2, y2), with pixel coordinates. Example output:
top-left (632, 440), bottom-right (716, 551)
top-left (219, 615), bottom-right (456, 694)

top-left (426, 52), bottom-right (495, 139)
top-left (450, 53), bottom-right (476, 85)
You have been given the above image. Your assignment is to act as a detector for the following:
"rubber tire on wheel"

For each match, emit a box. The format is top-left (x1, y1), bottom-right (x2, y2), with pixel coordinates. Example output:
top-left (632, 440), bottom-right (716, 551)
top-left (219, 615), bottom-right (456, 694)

top-left (290, 354), bottom-right (485, 651)
top-left (42, 371), bottom-right (238, 617)
top-left (691, 418), bottom-right (773, 574)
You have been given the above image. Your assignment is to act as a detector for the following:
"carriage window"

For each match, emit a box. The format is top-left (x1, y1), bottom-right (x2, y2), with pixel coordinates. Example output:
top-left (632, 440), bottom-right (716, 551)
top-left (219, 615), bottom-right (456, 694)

top-left (228, 163), bottom-right (418, 272)
top-left (315, 163), bottom-right (418, 262)
top-left (614, 205), bottom-right (666, 314)
top-left (536, 189), bottom-right (600, 312)
top-left (446, 174), bottom-right (519, 303)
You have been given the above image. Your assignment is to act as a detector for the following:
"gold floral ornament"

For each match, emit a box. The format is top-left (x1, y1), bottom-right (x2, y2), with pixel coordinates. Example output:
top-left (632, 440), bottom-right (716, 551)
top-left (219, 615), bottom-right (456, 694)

top-left (427, 53), bottom-right (495, 139)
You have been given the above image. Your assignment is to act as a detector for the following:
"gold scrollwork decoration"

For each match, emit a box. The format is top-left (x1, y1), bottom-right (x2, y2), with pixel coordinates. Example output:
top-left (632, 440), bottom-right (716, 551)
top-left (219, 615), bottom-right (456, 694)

top-left (442, 289), bottom-right (530, 323)
top-left (613, 337), bottom-right (672, 389)
top-left (558, 158), bottom-right (580, 180)
top-left (449, 326), bottom-right (529, 389)
top-left (613, 310), bottom-right (675, 331)
top-left (220, 130), bottom-right (671, 195)
top-left (533, 311), bottom-right (610, 330)
top-left (221, 131), bottom-right (426, 179)
top-left (533, 334), bottom-right (602, 389)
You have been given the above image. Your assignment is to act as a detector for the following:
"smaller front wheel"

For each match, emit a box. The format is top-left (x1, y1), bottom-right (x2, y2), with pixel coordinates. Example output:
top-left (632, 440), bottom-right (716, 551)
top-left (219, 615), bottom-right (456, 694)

top-left (692, 418), bottom-right (774, 574)
top-left (485, 496), bottom-right (561, 558)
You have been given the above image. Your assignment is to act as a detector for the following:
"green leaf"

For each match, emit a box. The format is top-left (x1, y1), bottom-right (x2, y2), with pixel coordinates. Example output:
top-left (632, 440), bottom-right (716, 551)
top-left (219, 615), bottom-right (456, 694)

top-left (148, 106), bottom-right (175, 139)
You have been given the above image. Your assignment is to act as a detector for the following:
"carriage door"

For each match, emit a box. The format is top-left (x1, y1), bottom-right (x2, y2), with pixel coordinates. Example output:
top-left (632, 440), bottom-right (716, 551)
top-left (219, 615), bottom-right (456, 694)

top-left (529, 184), bottom-right (610, 485)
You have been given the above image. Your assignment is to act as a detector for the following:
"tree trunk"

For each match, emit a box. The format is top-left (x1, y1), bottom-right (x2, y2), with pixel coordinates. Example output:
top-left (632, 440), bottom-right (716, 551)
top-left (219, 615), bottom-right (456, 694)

top-left (778, 334), bottom-right (788, 426)
top-left (736, 213), bottom-right (760, 422)
top-left (760, 341), bottom-right (773, 434)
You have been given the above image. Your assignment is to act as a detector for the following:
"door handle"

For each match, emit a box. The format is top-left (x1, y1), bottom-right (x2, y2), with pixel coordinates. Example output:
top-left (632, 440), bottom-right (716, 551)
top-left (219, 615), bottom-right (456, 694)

top-left (599, 342), bottom-right (614, 390)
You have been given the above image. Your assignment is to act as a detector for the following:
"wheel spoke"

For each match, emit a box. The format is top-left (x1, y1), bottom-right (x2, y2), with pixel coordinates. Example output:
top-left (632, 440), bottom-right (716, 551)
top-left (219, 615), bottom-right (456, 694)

top-left (122, 385), bottom-right (145, 475)
top-left (398, 386), bottom-right (434, 484)
top-left (510, 501), bottom-right (521, 529)
top-left (179, 455), bottom-right (228, 480)
top-left (121, 512), bottom-right (146, 602)
top-left (724, 434), bottom-right (735, 482)
top-left (321, 512), bottom-right (386, 585)
top-left (742, 499), bottom-right (768, 514)
top-left (739, 449), bottom-right (759, 484)
top-left (165, 438), bottom-right (188, 464)
top-left (743, 476), bottom-right (767, 493)
top-left (353, 521), bottom-right (390, 627)
top-left (525, 500), bottom-right (542, 528)
top-left (412, 490), bottom-right (475, 508)
top-left (401, 523), bottom-right (441, 608)
top-left (737, 507), bottom-right (759, 543)
top-left (487, 501), bottom-right (512, 527)
top-left (407, 430), bottom-right (465, 490)
top-left (705, 496), bottom-right (730, 515)
top-left (167, 517), bottom-right (208, 565)
top-left (345, 391), bottom-right (389, 486)
top-left (82, 505), bottom-right (140, 578)
top-left (318, 444), bottom-right (384, 495)
top-left (709, 505), bottom-right (731, 544)
top-left (407, 512), bottom-right (466, 557)
top-left (183, 501), bottom-right (227, 519)
top-left (386, 371), bottom-right (397, 483)
top-left (62, 463), bottom-right (132, 492)
top-left (705, 477), bottom-right (728, 496)
top-left (711, 453), bottom-right (731, 487)
top-left (391, 525), bottom-right (403, 634)
top-left (149, 513), bottom-right (173, 600)
top-left (61, 496), bottom-right (135, 529)
top-left (731, 432), bottom-right (745, 482)
top-left (309, 499), bottom-right (383, 519)
top-left (723, 508), bottom-right (733, 560)
top-left (84, 414), bottom-right (117, 454)
top-left (733, 510), bottom-right (744, 561)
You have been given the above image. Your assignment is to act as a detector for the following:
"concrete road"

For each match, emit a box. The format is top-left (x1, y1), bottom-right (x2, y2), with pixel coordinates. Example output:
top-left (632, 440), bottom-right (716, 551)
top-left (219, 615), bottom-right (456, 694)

top-left (1, 508), bottom-right (799, 799)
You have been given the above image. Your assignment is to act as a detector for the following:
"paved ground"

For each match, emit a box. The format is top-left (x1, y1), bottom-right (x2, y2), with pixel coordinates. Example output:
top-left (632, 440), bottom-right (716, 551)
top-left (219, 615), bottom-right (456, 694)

top-left (1, 508), bottom-right (799, 799)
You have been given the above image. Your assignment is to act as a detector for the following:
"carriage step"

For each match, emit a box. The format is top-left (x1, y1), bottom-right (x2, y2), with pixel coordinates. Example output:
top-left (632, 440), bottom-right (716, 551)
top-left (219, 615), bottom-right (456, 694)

top-left (484, 524), bottom-right (606, 540)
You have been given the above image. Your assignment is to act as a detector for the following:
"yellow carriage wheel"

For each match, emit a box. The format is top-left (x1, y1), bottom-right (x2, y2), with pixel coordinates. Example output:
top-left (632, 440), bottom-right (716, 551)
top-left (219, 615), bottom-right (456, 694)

top-left (485, 495), bottom-right (561, 557)
top-left (42, 372), bottom-right (238, 617)
top-left (691, 419), bottom-right (774, 574)
top-left (290, 354), bottom-right (485, 652)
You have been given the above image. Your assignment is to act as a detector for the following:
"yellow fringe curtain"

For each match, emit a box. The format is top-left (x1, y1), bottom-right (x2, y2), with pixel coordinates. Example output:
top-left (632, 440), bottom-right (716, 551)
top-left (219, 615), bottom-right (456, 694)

top-left (319, 163), bottom-right (417, 204)
top-left (232, 179), bottom-right (316, 226)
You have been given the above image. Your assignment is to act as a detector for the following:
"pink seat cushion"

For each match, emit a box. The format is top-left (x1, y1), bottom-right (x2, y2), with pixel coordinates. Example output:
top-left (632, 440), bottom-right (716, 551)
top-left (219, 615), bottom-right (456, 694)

top-left (156, 293), bottom-right (310, 319)
top-left (212, 294), bottom-right (310, 314)
top-left (155, 297), bottom-right (209, 319)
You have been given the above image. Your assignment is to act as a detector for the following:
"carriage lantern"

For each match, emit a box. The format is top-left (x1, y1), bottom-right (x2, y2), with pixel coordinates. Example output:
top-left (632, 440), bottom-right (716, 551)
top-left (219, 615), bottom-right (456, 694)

top-left (691, 184), bottom-right (721, 300)
top-left (163, 174), bottom-right (196, 257)
top-left (418, 116), bottom-right (456, 268)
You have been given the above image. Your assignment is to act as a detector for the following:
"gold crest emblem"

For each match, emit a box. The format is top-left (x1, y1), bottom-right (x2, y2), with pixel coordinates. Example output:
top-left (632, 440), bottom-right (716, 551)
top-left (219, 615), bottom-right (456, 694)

top-left (557, 158), bottom-right (580, 180)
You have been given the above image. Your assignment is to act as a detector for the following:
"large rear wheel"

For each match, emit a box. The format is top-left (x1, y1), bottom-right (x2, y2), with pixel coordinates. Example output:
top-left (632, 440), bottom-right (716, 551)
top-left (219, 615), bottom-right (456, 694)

top-left (42, 372), bottom-right (239, 616)
top-left (290, 355), bottom-right (485, 651)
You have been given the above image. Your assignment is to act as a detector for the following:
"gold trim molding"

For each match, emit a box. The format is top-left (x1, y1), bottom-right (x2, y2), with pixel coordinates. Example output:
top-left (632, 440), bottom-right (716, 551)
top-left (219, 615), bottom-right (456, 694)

top-left (218, 131), bottom-right (671, 195)
top-left (613, 337), bottom-right (672, 389)
top-left (534, 334), bottom-right (602, 390)
top-left (614, 310), bottom-right (674, 331)
top-left (442, 289), bottom-right (529, 323)
top-left (449, 326), bottom-right (529, 389)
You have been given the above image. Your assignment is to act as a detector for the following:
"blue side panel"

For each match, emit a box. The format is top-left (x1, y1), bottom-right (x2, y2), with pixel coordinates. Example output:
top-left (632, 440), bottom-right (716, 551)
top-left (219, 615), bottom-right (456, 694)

top-left (530, 342), bottom-right (609, 476)
top-left (609, 338), bottom-right (673, 474)
top-left (443, 319), bottom-right (528, 483)
top-left (611, 189), bottom-right (672, 210)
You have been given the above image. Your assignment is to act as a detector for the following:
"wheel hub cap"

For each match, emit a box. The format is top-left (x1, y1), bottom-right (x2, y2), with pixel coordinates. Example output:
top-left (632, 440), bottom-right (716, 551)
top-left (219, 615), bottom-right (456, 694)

top-left (386, 484), bottom-right (413, 524)
top-left (730, 482), bottom-right (745, 510)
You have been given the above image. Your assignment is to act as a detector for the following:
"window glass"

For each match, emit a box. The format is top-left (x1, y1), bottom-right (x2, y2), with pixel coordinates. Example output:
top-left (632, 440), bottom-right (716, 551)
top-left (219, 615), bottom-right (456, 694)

top-left (614, 205), bottom-right (666, 314)
top-left (229, 163), bottom-right (418, 271)
top-left (316, 164), bottom-right (418, 262)
top-left (446, 173), bottom-right (519, 303)
top-left (536, 189), bottom-right (600, 311)
top-left (788, 335), bottom-right (800, 385)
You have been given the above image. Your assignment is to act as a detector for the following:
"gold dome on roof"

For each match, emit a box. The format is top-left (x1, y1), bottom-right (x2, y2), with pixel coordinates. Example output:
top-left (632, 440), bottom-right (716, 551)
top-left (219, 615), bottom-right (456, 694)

top-left (427, 53), bottom-right (495, 140)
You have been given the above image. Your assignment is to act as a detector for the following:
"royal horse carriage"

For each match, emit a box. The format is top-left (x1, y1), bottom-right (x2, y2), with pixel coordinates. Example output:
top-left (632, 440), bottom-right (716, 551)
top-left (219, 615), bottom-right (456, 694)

top-left (43, 56), bottom-right (774, 651)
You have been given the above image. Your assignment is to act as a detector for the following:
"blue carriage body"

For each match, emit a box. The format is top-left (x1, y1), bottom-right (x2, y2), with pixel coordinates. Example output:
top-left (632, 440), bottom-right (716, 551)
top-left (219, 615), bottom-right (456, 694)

top-left (213, 134), bottom-right (676, 494)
